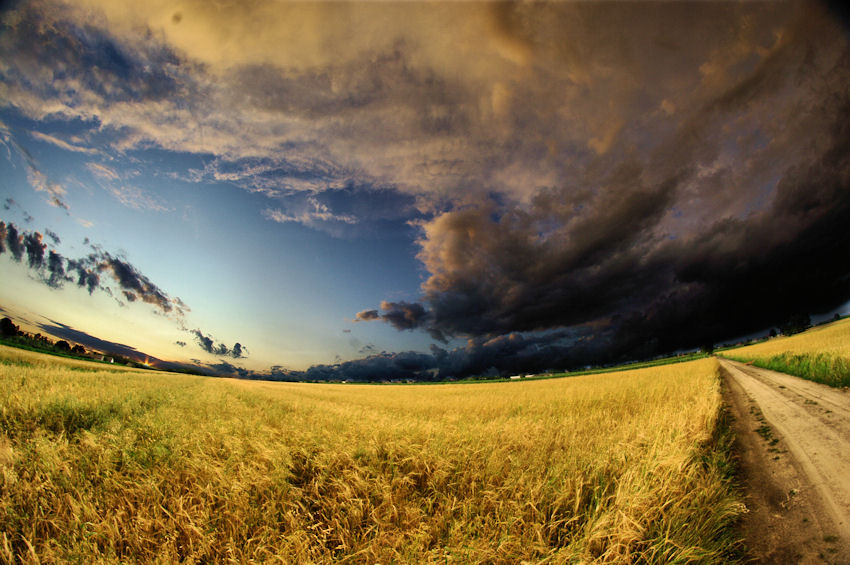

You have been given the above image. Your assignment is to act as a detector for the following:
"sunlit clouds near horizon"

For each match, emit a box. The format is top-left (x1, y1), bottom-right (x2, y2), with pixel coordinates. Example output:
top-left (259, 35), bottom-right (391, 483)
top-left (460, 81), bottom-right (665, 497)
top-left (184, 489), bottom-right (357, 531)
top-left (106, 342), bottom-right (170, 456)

top-left (2, 0), bottom-right (850, 380)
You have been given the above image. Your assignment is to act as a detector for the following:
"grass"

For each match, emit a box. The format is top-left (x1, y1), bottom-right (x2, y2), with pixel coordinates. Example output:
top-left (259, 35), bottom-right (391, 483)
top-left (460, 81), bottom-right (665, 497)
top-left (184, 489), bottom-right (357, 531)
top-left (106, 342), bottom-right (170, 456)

top-left (723, 317), bottom-right (850, 388)
top-left (0, 345), bottom-right (744, 563)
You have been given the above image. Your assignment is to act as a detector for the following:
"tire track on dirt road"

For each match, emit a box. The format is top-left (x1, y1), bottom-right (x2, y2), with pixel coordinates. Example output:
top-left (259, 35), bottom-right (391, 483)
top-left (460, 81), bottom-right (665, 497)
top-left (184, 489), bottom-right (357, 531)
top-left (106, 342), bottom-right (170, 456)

top-left (720, 357), bottom-right (850, 562)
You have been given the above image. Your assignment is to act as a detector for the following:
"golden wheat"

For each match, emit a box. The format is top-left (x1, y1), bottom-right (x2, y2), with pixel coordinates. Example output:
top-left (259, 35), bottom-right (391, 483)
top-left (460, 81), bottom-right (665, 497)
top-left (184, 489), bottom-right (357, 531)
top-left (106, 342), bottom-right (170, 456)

top-left (0, 346), bottom-right (741, 563)
top-left (729, 317), bottom-right (850, 359)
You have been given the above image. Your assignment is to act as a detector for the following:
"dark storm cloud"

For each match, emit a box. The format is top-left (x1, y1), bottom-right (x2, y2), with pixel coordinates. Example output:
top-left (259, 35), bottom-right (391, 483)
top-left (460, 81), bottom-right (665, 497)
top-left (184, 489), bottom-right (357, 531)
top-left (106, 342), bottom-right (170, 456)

top-left (270, 327), bottom-right (611, 382)
top-left (355, 300), bottom-right (448, 342)
top-left (379, 301), bottom-right (429, 331)
top-left (99, 254), bottom-right (175, 313)
top-left (355, 301), bottom-right (430, 330)
top-left (204, 361), bottom-right (253, 378)
top-left (46, 250), bottom-right (66, 288)
top-left (22, 231), bottom-right (45, 269)
top-left (191, 329), bottom-right (247, 359)
top-left (191, 329), bottom-right (214, 353)
top-left (349, 4), bottom-right (850, 368)
top-left (44, 229), bottom-right (60, 245)
top-left (4, 222), bottom-right (24, 261)
top-left (66, 258), bottom-right (100, 294)
top-left (411, 163), bottom-right (686, 338)
top-left (2, 220), bottom-right (89, 291)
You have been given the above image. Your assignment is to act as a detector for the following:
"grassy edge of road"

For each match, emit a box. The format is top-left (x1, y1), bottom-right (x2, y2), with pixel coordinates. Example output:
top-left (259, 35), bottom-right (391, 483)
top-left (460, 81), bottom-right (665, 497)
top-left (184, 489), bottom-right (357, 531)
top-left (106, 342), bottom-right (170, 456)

top-left (722, 352), bottom-right (850, 388)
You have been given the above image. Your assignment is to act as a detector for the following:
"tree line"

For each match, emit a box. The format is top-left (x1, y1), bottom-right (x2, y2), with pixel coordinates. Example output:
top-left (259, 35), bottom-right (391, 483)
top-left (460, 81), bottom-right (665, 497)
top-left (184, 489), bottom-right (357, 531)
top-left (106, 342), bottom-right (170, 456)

top-left (0, 317), bottom-right (138, 366)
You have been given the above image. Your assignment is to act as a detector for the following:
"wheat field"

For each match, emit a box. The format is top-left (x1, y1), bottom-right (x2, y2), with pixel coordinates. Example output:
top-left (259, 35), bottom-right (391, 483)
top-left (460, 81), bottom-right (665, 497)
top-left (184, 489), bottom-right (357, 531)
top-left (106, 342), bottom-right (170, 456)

top-left (725, 317), bottom-right (850, 387)
top-left (0, 345), bottom-right (742, 563)
top-left (728, 317), bottom-right (850, 359)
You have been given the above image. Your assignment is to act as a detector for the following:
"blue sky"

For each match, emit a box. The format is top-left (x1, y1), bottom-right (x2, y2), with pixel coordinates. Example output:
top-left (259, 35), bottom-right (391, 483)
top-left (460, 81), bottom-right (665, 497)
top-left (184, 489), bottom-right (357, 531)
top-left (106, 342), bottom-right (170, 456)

top-left (2, 1), bottom-right (850, 379)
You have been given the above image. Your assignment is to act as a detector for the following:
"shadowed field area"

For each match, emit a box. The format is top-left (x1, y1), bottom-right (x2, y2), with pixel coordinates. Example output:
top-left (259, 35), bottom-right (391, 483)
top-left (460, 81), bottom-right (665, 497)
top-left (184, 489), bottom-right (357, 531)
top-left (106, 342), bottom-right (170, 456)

top-left (0, 346), bottom-right (742, 563)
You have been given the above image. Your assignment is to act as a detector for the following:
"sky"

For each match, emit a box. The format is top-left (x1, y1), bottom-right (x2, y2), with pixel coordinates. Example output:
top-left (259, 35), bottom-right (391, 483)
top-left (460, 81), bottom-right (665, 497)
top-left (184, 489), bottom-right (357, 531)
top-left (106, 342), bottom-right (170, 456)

top-left (1, 0), bottom-right (849, 380)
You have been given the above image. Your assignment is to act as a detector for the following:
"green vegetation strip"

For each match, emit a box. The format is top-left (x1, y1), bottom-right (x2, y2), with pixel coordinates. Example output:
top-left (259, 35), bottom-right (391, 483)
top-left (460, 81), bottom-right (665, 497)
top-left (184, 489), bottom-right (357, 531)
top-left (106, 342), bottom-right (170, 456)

top-left (725, 352), bottom-right (850, 388)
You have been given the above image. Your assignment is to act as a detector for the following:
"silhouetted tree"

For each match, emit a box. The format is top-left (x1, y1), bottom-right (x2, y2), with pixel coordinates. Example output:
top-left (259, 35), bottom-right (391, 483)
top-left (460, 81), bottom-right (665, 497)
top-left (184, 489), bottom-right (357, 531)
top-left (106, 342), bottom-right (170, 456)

top-left (54, 340), bottom-right (71, 353)
top-left (769, 328), bottom-right (778, 338)
top-left (700, 342), bottom-right (715, 355)
top-left (70, 344), bottom-right (86, 356)
top-left (779, 313), bottom-right (811, 336)
top-left (0, 317), bottom-right (19, 338)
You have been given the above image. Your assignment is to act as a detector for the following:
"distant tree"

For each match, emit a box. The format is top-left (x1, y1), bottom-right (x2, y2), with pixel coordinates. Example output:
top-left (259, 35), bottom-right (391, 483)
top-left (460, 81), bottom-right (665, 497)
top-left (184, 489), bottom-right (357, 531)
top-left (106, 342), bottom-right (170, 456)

top-left (54, 340), bottom-right (71, 353)
top-left (70, 344), bottom-right (86, 356)
top-left (700, 342), bottom-right (715, 355)
top-left (835, 313), bottom-right (842, 322)
top-left (769, 328), bottom-right (777, 338)
top-left (779, 313), bottom-right (811, 336)
top-left (0, 317), bottom-right (19, 338)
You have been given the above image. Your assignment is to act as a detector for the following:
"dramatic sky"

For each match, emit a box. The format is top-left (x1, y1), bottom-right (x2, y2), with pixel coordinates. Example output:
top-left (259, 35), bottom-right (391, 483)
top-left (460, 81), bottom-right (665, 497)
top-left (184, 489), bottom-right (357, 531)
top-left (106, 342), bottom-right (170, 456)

top-left (2, 0), bottom-right (849, 379)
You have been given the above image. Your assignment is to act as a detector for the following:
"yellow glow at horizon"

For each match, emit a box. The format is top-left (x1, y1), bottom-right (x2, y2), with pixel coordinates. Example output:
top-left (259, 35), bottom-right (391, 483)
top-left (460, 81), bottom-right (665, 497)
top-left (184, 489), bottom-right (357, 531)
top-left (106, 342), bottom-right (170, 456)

top-left (1, 259), bottom-right (184, 361)
top-left (0, 259), bottom-right (332, 372)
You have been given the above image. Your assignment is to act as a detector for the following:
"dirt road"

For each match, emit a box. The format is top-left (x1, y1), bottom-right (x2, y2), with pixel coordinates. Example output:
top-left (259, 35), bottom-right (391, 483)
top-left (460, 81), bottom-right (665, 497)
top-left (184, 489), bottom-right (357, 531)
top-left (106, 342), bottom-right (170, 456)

top-left (720, 357), bottom-right (850, 562)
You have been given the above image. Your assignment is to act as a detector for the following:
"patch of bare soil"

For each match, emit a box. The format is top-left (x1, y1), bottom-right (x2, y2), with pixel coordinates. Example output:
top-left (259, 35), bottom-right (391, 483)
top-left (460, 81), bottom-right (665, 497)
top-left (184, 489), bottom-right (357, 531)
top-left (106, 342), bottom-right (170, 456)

top-left (721, 357), bottom-right (850, 564)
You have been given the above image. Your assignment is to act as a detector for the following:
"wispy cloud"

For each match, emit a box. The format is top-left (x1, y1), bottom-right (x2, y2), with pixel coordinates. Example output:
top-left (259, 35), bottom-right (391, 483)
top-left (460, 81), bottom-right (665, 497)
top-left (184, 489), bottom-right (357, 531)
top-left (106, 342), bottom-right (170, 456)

top-left (31, 131), bottom-right (99, 155)
top-left (263, 197), bottom-right (357, 229)
top-left (85, 161), bottom-right (171, 212)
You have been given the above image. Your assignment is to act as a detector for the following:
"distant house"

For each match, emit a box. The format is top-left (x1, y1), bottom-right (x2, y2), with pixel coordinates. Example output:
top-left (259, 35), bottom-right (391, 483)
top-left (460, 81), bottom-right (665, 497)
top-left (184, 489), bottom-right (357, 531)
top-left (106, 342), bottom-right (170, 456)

top-left (510, 375), bottom-right (522, 380)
